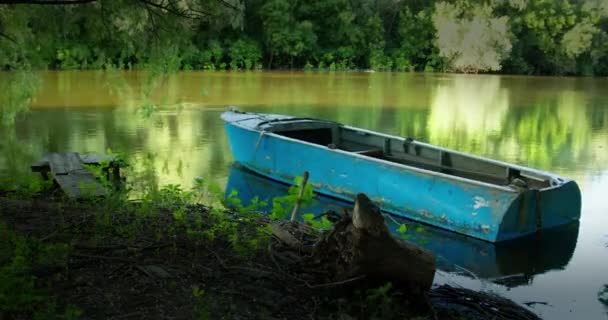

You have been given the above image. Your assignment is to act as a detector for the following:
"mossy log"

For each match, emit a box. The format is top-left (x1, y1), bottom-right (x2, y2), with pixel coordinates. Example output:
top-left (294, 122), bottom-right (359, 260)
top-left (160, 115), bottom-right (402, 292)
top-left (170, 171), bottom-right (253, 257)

top-left (312, 193), bottom-right (436, 303)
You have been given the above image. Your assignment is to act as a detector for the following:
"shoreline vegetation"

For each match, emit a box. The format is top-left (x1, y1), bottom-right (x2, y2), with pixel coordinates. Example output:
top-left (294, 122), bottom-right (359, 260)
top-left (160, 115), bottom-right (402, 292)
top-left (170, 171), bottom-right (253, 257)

top-left (0, 158), bottom-right (541, 320)
top-left (1, 0), bottom-right (608, 77)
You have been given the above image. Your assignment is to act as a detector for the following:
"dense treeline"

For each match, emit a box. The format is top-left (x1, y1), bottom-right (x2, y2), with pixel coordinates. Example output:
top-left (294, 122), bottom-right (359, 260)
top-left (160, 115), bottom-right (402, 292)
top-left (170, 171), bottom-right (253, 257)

top-left (1, 0), bottom-right (608, 75)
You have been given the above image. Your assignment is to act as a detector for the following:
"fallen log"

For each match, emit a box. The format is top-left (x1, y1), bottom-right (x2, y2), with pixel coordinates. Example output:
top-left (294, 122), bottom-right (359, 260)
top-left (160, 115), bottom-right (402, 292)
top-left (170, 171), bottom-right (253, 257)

top-left (312, 193), bottom-right (436, 303)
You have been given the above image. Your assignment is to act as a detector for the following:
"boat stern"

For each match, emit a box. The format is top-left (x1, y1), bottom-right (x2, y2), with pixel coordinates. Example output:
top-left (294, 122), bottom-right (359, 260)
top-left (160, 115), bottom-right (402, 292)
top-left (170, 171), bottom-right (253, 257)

top-left (538, 180), bottom-right (582, 229)
top-left (496, 179), bottom-right (581, 242)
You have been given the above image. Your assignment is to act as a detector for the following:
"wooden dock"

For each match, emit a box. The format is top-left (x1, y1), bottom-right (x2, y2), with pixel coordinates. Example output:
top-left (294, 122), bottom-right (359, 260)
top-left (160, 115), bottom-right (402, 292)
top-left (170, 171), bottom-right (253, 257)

top-left (31, 152), bottom-right (122, 199)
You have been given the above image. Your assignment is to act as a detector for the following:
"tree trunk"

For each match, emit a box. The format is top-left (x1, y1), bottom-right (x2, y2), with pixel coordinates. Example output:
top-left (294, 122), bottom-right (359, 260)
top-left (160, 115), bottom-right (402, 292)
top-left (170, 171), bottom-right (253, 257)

top-left (268, 52), bottom-right (274, 69)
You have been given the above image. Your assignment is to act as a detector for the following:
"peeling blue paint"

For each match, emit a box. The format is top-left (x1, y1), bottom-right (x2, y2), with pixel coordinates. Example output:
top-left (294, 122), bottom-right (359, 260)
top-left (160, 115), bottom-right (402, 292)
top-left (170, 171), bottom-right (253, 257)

top-left (222, 111), bottom-right (582, 242)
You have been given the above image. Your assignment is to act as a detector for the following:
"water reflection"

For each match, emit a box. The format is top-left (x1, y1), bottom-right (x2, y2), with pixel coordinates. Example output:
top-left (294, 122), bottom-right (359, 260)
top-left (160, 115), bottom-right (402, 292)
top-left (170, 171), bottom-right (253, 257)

top-left (2, 107), bottom-right (232, 187)
top-left (3, 70), bottom-right (605, 182)
top-left (225, 163), bottom-right (579, 287)
top-left (428, 74), bottom-right (509, 150)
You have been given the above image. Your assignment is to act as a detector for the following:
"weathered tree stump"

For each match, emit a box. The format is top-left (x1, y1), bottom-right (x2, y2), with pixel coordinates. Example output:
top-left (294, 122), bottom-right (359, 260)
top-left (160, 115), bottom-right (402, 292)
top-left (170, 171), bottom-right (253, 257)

top-left (312, 193), bottom-right (436, 303)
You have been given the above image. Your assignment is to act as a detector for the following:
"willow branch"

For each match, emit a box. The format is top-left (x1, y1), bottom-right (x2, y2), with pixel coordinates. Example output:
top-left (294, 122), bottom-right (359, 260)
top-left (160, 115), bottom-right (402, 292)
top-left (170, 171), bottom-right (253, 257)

top-left (137, 0), bottom-right (207, 19)
top-left (215, 0), bottom-right (239, 11)
top-left (0, 0), bottom-right (97, 5)
top-left (0, 31), bottom-right (17, 44)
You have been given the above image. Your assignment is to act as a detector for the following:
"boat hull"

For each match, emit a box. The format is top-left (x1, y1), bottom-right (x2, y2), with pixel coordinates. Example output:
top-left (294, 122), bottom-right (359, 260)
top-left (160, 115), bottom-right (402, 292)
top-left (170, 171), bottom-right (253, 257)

top-left (225, 163), bottom-right (579, 284)
top-left (223, 112), bottom-right (581, 242)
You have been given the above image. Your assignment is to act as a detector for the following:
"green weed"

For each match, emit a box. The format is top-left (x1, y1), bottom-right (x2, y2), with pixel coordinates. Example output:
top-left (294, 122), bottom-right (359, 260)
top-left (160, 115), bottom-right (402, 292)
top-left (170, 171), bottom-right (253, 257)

top-left (270, 175), bottom-right (313, 220)
top-left (192, 285), bottom-right (212, 320)
top-left (0, 222), bottom-right (72, 319)
top-left (302, 213), bottom-right (332, 231)
top-left (364, 283), bottom-right (402, 319)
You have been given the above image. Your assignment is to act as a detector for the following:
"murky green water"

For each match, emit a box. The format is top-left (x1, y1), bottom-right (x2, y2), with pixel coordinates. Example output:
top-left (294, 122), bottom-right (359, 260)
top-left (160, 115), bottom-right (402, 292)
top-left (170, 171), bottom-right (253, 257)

top-left (1, 71), bottom-right (607, 319)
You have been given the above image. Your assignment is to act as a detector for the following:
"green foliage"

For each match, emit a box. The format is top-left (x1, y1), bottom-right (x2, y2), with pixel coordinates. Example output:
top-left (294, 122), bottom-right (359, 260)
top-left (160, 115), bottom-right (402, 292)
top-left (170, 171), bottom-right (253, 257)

top-left (397, 223), bottom-right (408, 234)
top-left (192, 286), bottom-right (211, 320)
top-left (393, 222), bottom-right (428, 246)
top-left (0, 222), bottom-right (71, 319)
top-left (270, 175), bottom-right (313, 220)
top-left (260, 0), bottom-right (317, 68)
top-left (1, 175), bottom-right (54, 199)
top-left (497, 0), bottom-right (608, 75)
top-left (0, 70), bottom-right (41, 125)
top-left (228, 38), bottom-right (262, 70)
top-left (365, 283), bottom-right (402, 319)
top-left (200, 41), bottom-right (225, 70)
top-left (302, 213), bottom-right (332, 231)
top-left (0, 0), bottom-right (607, 75)
top-left (397, 7), bottom-right (445, 72)
top-left (63, 305), bottom-right (84, 320)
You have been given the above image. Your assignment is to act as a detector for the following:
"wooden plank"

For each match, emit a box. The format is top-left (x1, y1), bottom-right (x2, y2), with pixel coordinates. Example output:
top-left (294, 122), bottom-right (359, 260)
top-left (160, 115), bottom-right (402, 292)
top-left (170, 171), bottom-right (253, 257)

top-left (48, 152), bottom-right (83, 175)
top-left (384, 154), bottom-right (507, 185)
top-left (54, 171), bottom-right (106, 199)
top-left (79, 154), bottom-right (115, 165)
top-left (30, 155), bottom-right (50, 171)
top-left (30, 152), bottom-right (118, 198)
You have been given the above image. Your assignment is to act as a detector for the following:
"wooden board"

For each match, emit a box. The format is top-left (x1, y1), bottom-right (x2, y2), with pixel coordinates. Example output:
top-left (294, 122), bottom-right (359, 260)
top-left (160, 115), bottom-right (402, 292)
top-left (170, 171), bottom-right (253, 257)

top-left (31, 159), bottom-right (49, 171)
top-left (54, 171), bottom-right (106, 198)
top-left (32, 153), bottom-right (117, 172)
top-left (48, 152), bottom-right (83, 175)
top-left (79, 154), bottom-right (116, 165)
top-left (31, 152), bottom-right (111, 199)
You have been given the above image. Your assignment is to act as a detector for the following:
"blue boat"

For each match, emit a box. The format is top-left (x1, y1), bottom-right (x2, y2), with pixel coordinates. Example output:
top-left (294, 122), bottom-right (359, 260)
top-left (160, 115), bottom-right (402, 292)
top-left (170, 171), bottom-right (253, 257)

top-left (221, 110), bottom-right (581, 242)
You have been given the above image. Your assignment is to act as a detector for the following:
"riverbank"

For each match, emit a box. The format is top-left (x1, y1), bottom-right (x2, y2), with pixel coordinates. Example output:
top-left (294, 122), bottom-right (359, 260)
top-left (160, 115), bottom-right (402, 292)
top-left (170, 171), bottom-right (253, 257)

top-left (0, 184), bottom-right (542, 320)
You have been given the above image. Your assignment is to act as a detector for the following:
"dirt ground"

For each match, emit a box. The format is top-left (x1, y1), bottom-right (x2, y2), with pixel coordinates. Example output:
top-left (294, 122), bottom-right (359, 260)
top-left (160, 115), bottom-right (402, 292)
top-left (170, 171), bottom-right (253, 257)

top-left (0, 193), bottom-right (541, 320)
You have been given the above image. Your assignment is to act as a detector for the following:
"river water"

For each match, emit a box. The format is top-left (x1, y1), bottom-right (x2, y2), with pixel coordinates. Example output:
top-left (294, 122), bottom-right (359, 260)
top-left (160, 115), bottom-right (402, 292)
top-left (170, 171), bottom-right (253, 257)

top-left (1, 70), bottom-right (607, 319)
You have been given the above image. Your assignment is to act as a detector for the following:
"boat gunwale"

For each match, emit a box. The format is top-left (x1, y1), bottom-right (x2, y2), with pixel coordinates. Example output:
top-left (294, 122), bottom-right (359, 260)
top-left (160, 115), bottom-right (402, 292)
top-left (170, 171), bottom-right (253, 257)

top-left (222, 112), bottom-right (569, 193)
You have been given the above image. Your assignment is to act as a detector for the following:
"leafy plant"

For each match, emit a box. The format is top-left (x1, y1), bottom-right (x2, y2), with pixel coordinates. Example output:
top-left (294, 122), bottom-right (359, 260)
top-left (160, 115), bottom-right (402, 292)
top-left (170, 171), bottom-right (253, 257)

top-left (0, 70), bottom-right (41, 126)
top-left (302, 213), bottom-right (332, 231)
top-left (270, 175), bottom-right (313, 220)
top-left (0, 222), bottom-right (71, 319)
top-left (228, 38), bottom-right (262, 70)
top-left (192, 285), bottom-right (211, 320)
top-left (365, 282), bottom-right (402, 319)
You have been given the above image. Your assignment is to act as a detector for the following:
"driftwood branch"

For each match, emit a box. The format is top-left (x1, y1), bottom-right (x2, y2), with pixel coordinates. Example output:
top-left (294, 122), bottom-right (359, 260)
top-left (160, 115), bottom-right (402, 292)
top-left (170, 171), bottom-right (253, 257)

top-left (312, 193), bottom-right (436, 305)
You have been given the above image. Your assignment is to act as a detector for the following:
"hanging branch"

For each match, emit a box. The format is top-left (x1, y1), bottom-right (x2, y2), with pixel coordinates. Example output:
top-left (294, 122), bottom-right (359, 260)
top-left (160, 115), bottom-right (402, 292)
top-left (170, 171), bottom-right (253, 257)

top-left (0, 0), bottom-right (97, 4)
top-left (137, 0), bottom-right (211, 19)
top-left (0, 0), bottom-right (214, 19)
top-left (215, 0), bottom-right (239, 11)
top-left (0, 31), bottom-right (17, 44)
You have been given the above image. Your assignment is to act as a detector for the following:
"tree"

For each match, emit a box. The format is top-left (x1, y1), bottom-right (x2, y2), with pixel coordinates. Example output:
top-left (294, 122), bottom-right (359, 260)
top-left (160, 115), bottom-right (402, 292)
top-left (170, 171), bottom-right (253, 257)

top-left (260, 0), bottom-right (316, 68)
top-left (396, 6), bottom-right (444, 72)
top-left (497, 0), bottom-right (605, 75)
top-left (433, 1), bottom-right (512, 73)
top-left (0, 0), bottom-right (245, 70)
